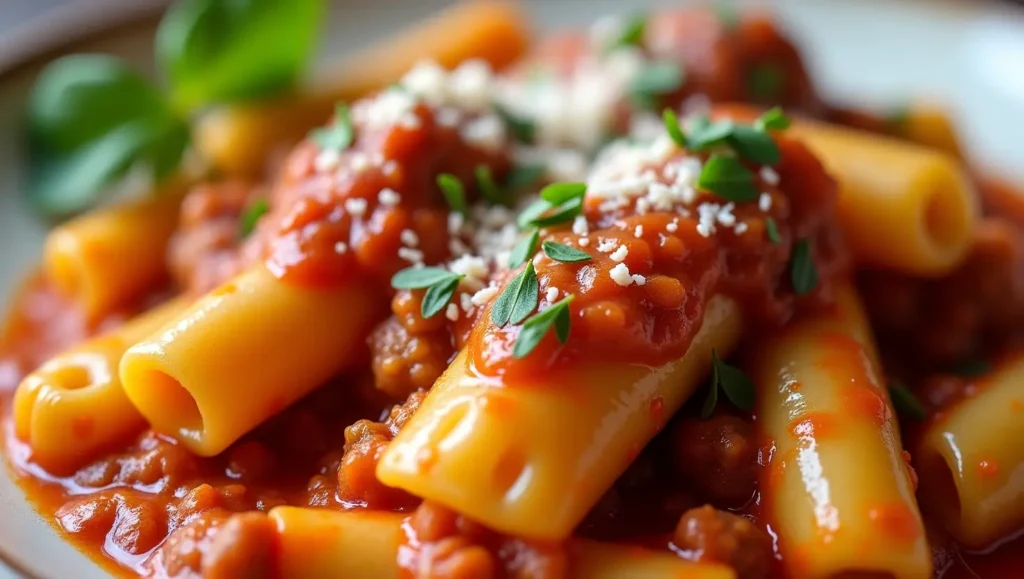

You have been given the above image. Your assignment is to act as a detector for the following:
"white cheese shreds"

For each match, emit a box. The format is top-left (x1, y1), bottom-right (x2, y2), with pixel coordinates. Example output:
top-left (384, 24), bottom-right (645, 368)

top-left (378, 188), bottom-right (401, 207)
top-left (471, 284), bottom-right (500, 305)
top-left (401, 61), bottom-right (448, 105)
top-left (634, 225), bottom-right (644, 238)
top-left (578, 237), bottom-right (591, 247)
top-left (460, 114), bottom-right (507, 152)
top-left (666, 219), bottom-right (679, 233)
top-left (460, 292), bottom-right (474, 313)
top-left (631, 274), bottom-right (647, 286)
top-left (356, 88), bottom-right (419, 131)
top-left (609, 263), bottom-right (634, 286)
top-left (334, 241), bottom-right (348, 253)
top-left (400, 229), bottom-right (419, 247)
top-left (546, 287), bottom-right (560, 302)
top-left (314, 149), bottom-right (340, 172)
top-left (350, 152), bottom-right (371, 172)
top-left (760, 166), bottom-right (780, 185)
top-left (449, 59), bottom-right (494, 111)
top-left (436, 107), bottom-right (462, 128)
top-left (449, 255), bottom-right (489, 282)
top-left (344, 197), bottom-right (368, 217)
top-left (759, 192), bottom-right (773, 212)
top-left (448, 212), bottom-right (465, 234)
top-left (716, 203), bottom-right (736, 227)
top-left (572, 215), bottom-right (590, 236)
top-left (445, 303), bottom-right (460, 321)
top-left (610, 245), bottom-right (629, 262)
top-left (398, 247), bottom-right (424, 264)
top-left (597, 239), bottom-right (619, 253)
top-left (735, 222), bottom-right (749, 234)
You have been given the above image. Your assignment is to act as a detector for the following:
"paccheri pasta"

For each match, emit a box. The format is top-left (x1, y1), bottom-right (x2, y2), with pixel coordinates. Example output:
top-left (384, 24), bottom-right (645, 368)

top-left (2, 3), bottom-right (1023, 579)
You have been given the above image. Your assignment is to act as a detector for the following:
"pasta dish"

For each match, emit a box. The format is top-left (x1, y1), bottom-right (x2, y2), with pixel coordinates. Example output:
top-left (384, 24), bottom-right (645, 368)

top-left (2, 2), bottom-right (1023, 578)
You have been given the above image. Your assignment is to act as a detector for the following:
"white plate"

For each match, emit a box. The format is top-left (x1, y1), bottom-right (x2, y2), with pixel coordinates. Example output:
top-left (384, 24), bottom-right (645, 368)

top-left (0, 1), bottom-right (1021, 577)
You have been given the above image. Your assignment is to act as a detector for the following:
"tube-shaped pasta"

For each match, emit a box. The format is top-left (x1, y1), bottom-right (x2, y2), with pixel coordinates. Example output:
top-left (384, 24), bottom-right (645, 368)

top-left (897, 102), bottom-right (964, 159)
top-left (119, 266), bottom-right (386, 456)
top-left (194, 0), bottom-right (529, 177)
top-left (12, 297), bottom-right (187, 474)
top-left (44, 187), bottom-right (185, 321)
top-left (789, 120), bottom-right (977, 277)
top-left (377, 296), bottom-right (742, 541)
top-left (752, 283), bottom-right (931, 579)
top-left (916, 353), bottom-right (1024, 548)
top-left (268, 507), bottom-right (736, 579)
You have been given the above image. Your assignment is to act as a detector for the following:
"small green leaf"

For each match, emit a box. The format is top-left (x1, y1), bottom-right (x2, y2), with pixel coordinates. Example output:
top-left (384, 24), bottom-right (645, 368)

top-left (505, 164), bottom-right (546, 191)
top-left (662, 108), bottom-right (687, 148)
top-left (697, 154), bottom-right (759, 202)
top-left (542, 241), bottom-right (592, 263)
top-left (491, 261), bottom-right (539, 327)
top-left (391, 266), bottom-right (458, 289)
top-left (747, 62), bottom-right (786, 103)
top-left (513, 295), bottom-right (575, 358)
top-left (475, 165), bottom-right (505, 205)
top-left (714, 351), bottom-right (756, 411)
top-left (239, 198), bottom-right (269, 239)
top-left (494, 103), bottom-right (535, 143)
top-left (728, 125), bottom-right (780, 165)
top-left (539, 182), bottom-right (587, 205)
top-left (701, 357), bottom-right (720, 419)
top-left (508, 229), bottom-right (540, 269)
top-left (687, 117), bottom-right (735, 151)
top-left (889, 380), bottom-right (927, 421)
top-left (421, 275), bottom-right (461, 318)
top-left (790, 238), bottom-right (818, 295)
top-left (756, 107), bottom-right (791, 131)
top-left (310, 103), bottom-right (353, 152)
top-left (609, 14), bottom-right (647, 51)
top-left (765, 217), bottom-right (781, 244)
top-left (157, 0), bottom-right (324, 110)
top-left (437, 173), bottom-right (467, 214)
top-left (628, 61), bottom-right (684, 110)
top-left (530, 196), bottom-right (585, 228)
top-left (951, 358), bottom-right (991, 377)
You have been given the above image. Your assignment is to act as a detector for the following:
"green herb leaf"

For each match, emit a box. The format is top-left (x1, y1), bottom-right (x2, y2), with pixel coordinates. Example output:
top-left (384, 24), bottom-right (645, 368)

top-left (747, 62), bottom-right (786, 103)
top-left (539, 182), bottom-right (587, 205)
top-left (697, 154), bottom-right (759, 202)
top-left (239, 198), bottom-right (269, 239)
top-left (951, 358), bottom-right (991, 377)
top-left (508, 229), bottom-right (540, 269)
top-left (687, 117), bottom-right (735, 151)
top-left (494, 103), bottom-right (535, 143)
top-left (609, 14), bottom-right (647, 50)
top-left (157, 0), bottom-right (324, 110)
top-left (728, 125), bottom-right (781, 165)
top-left (765, 217), bottom-right (781, 244)
top-left (662, 108), bottom-right (687, 148)
top-left (628, 61), bottom-right (684, 110)
top-left (25, 54), bottom-right (189, 218)
top-left (421, 275), bottom-right (462, 318)
top-left (505, 164), bottom-right (546, 191)
top-left (700, 358), bottom-right (720, 419)
top-left (491, 261), bottom-right (539, 327)
top-left (513, 295), bottom-right (575, 358)
top-left (790, 238), bottom-right (818, 295)
top-left (530, 196), bottom-right (585, 228)
top-left (437, 173), bottom-right (467, 214)
top-left (756, 107), bottom-right (791, 131)
top-left (475, 165), bottom-right (505, 205)
top-left (391, 266), bottom-right (459, 289)
top-left (309, 103), bottom-right (353, 152)
top-left (889, 380), bottom-right (927, 420)
top-left (542, 241), bottom-right (592, 263)
top-left (714, 350), bottom-right (756, 411)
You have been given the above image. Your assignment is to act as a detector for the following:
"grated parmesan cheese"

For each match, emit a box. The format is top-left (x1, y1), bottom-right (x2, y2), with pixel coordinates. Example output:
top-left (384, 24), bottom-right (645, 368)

top-left (445, 303), bottom-right (460, 321)
top-left (609, 263), bottom-right (634, 286)
top-left (379, 188), bottom-right (401, 207)
top-left (760, 166), bottom-right (780, 185)
top-left (546, 287), bottom-right (559, 302)
top-left (400, 229), bottom-right (419, 247)
top-left (759, 192), bottom-right (773, 212)
top-left (610, 245), bottom-right (629, 262)
top-left (344, 198), bottom-right (368, 217)
top-left (471, 284), bottom-right (500, 306)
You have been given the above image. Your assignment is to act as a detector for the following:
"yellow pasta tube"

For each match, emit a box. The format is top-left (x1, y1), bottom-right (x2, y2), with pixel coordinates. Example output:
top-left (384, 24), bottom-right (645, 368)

top-left (789, 120), bottom-right (977, 277)
top-left (897, 102), bottom-right (965, 159)
top-left (752, 283), bottom-right (931, 579)
top-left (268, 507), bottom-right (736, 579)
top-left (120, 266), bottom-right (386, 456)
top-left (12, 297), bottom-right (186, 475)
top-left (916, 353), bottom-right (1024, 548)
top-left (194, 0), bottom-right (529, 177)
top-left (44, 185), bottom-right (185, 321)
top-left (377, 296), bottom-right (742, 541)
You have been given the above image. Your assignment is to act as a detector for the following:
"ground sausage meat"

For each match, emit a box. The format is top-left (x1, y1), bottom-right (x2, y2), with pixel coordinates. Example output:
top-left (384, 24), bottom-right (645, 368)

top-left (673, 505), bottom-right (773, 579)
top-left (670, 415), bottom-right (758, 507)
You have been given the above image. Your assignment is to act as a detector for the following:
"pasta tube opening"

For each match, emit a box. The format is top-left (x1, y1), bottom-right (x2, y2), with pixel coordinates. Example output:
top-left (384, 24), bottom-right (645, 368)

top-left (138, 369), bottom-right (204, 443)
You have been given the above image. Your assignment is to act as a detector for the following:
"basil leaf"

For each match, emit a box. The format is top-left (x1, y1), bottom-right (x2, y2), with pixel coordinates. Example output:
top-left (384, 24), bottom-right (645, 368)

top-left (157, 0), bottom-right (324, 110)
top-left (25, 55), bottom-right (188, 217)
top-left (494, 103), bottom-right (535, 143)
top-left (628, 61), bottom-right (684, 110)
top-left (542, 241), bottom-right (591, 263)
top-left (790, 238), bottom-right (819, 295)
top-left (747, 62), bottom-right (786, 102)
top-left (756, 107), bottom-right (791, 131)
top-left (475, 165), bottom-right (505, 205)
top-left (609, 14), bottom-right (646, 51)
top-left (662, 108), bottom-right (687, 148)
top-left (506, 164), bottom-right (545, 191)
top-left (391, 266), bottom-right (457, 289)
top-left (310, 103), bottom-right (353, 152)
top-left (421, 275), bottom-right (461, 319)
top-left (513, 295), bottom-right (574, 358)
top-left (951, 358), bottom-right (991, 377)
top-left (714, 351), bottom-right (756, 412)
top-left (889, 380), bottom-right (927, 421)
top-left (437, 173), bottom-right (467, 214)
top-left (508, 229), bottom-right (540, 269)
top-left (530, 196), bottom-right (585, 228)
top-left (539, 182), bottom-right (587, 205)
top-left (728, 125), bottom-right (780, 166)
top-left (688, 117), bottom-right (735, 151)
top-left (239, 198), bottom-right (269, 239)
top-left (697, 154), bottom-right (759, 202)
top-left (700, 356), bottom-right (720, 419)
top-left (765, 217), bottom-right (781, 244)
top-left (491, 261), bottom-right (539, 327)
